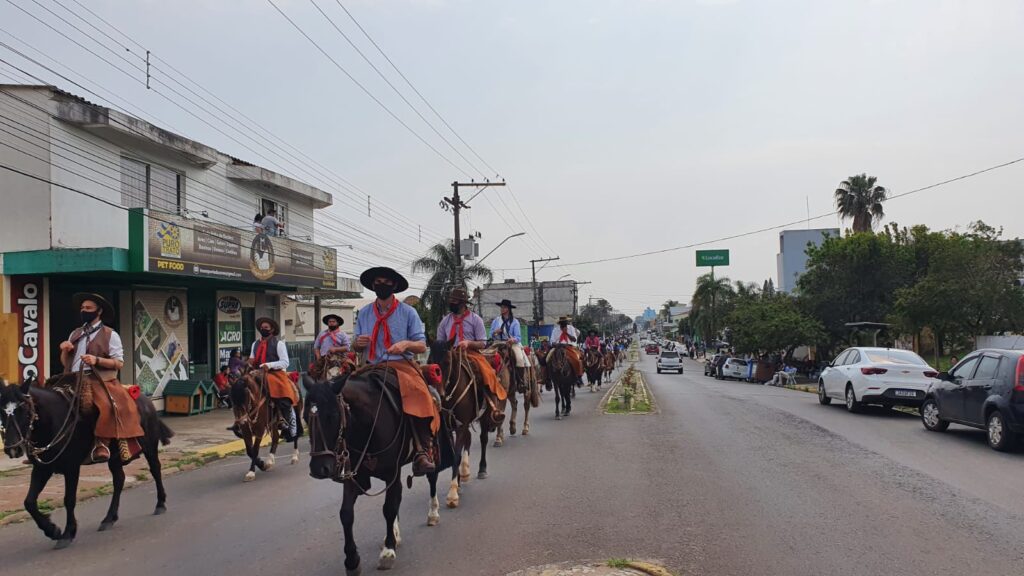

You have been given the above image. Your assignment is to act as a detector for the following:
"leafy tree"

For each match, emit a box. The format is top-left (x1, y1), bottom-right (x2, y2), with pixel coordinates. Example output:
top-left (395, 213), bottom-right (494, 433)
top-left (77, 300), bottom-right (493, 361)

top-left (411, 240), bottom-right (493, 336)
top-left (660, 300), bottom-right (680, 320)
top-left (726, 294), bottom-right (826, 355)
top-left (690, 273), bottom-right (735, 342)
top-left (835, 173), bottom-right (888, 232)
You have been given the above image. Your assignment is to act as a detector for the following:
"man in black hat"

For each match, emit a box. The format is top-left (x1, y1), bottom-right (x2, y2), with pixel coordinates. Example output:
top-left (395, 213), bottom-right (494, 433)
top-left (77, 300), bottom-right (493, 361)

top-left (314, 314), bottom-right (350, 363)
top-left (58, 293), bottom-right (144, 464)
top-left (249, 317), bottom-right (301, 441)
top-left (490, 299), bottom-right (528, 389)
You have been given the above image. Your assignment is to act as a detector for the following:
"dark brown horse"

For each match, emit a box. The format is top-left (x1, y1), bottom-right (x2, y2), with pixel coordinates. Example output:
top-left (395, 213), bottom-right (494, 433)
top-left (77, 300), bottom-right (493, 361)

top-left (584, 348), bottom-right (604, 391)
top-left (310, 352), bottom-right (349, 381)
top-left (490, 342), bottom-right (540, 446)
top-left (428, 339), bottom-right (507, 509)
top-left (547, 345), bottom-right (576, 419)
top-left (603, 350), bottom-right (617, 382)
top-left (303, 367), bottom-right (454, 574)
top-left (0, 375), bottom-right (172, 549)
top-left (230, 366), bottom-right (301, 482)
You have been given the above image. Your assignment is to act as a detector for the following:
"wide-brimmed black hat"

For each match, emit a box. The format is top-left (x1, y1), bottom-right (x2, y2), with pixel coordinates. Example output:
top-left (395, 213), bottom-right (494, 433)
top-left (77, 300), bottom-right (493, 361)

top-left (322, 314), bottom-right (344, 326)
top-left (72, 292), bottom-right (115, 321)
top-left (360, 267), bottom-right (409, 293)
top-left (495, 299), bottom-right (517, 309)
top-left (255, 317), bottom-right (280, 335)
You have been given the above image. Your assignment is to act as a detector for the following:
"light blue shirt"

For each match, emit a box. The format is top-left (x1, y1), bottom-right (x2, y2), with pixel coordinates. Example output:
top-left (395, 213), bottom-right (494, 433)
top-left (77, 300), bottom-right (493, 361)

top-left (489, 316), bottom-right (521, 344)
top-left (315, 328), bottom-right (350, 357)
top-left (354, 300), bottom-right (425, 364)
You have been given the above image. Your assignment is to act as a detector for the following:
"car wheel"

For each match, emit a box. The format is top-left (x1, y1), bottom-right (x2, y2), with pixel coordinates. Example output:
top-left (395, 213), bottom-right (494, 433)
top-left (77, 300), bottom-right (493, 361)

top-left (817, 381), bottom-right (831, 405)
top-left (845, 385), bottom-right (862, 413)
top-left (657, 368), bottom-right (662, 374)
top-left (920, 399), bottom-right (949, 432)
top-left (987, 410), bottom-right (1017, 452)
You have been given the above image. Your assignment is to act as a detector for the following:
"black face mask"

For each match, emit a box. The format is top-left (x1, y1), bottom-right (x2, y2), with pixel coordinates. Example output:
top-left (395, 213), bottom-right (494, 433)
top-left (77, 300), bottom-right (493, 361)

top-left (259, 328), bottom-right (272, 338)
top-left (373, 283), bottom-right (395, 300)
top-left (559, 323), bottom-right (568, 329)
top-left (448, 303), bottom-right (462, 314)
top-left (80, 310), bottom-right (99, 325)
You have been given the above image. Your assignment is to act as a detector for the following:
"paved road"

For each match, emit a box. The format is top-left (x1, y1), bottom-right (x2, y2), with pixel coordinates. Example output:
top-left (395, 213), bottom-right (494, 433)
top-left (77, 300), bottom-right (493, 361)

top-left (3, 355), bottom-right (1023, 575)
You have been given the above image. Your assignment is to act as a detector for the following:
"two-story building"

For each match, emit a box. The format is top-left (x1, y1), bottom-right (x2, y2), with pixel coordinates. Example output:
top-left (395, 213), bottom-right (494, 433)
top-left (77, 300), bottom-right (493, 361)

top-left (0, 84), bottom-right (360, 406)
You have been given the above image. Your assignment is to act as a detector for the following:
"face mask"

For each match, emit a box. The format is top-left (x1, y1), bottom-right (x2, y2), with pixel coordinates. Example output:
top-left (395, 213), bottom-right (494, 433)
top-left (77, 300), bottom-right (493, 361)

top-left (328, 325), bottom-right (338, 331)
top-left (259, 328), bottom-right (272, 338)
top-left (80, 310), bottom-right (99, 325)
top-left (373, 283), bottom-right (395, 300)
top-left (448, 303), bottom-right (462, 314)
top-left (559, 323), bottom-right (567, 329)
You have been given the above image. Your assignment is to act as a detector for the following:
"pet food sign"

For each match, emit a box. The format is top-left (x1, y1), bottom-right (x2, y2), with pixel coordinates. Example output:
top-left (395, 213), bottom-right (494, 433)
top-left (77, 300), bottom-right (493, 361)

top-left (139, 212), bottom-right (338, 289)
top-left (10, 276), bottom-right (45, 383)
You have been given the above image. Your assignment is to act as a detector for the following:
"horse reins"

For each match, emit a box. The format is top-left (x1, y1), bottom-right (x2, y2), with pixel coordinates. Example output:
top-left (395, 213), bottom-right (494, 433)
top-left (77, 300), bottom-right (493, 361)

top-left (9, 366), bottom-right (87, 466)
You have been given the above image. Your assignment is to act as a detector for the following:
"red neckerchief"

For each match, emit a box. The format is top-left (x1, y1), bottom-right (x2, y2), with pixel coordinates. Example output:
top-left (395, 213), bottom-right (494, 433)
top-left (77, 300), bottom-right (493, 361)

top-left (254, 338), bottom-right (270, 365)
top-left (448, 310), bottom-right (471, 342)
top-left (317, 328), bottom-right (342, 348)
top-left (369, 297), bottom-right (398, 360)
top-left (559, 327), bottom-right (570, 343)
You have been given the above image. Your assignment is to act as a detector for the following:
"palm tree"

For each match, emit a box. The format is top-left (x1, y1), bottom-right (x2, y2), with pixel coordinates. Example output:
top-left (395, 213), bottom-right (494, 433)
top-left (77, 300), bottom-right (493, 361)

top-left (660, 300), bottom-right (680, 320)
top-left (835, 173), bottom-right (888, 233)
top-left (690, 273), bottom-right (734, 342)
top-left (411, 240), bottom-right (493, 335)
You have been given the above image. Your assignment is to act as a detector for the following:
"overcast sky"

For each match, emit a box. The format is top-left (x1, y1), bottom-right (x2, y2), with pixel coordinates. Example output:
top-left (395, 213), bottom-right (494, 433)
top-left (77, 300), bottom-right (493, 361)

top-left (2, 0), bottom-right (1022, 316)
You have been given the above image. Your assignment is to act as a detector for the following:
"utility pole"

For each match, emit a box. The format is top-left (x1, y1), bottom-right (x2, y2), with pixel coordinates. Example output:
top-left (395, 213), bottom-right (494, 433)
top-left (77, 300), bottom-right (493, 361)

top-left (530, 257), bottom-right (560, 328)
top-left (572, 281), bottom-right (591, 319)
top-left (442, 181), bottom-right (506, 273)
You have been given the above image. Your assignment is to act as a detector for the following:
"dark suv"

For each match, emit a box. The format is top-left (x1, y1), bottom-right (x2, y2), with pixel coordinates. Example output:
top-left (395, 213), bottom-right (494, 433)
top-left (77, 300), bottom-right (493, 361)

top-left (920, 349), bottom-right (1024, 451)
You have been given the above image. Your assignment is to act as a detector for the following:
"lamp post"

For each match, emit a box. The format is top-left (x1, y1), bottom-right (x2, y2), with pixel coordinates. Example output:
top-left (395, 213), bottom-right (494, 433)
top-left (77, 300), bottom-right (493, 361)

top-left (476, 232), bottom-right (525, 267)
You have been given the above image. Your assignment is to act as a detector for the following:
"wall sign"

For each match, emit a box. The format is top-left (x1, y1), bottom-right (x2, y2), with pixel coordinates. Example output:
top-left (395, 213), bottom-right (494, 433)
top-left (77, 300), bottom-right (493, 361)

top-left (217, 296), bottom-right (242, 315)
top-left (10, 277), bottom-right (45, 383)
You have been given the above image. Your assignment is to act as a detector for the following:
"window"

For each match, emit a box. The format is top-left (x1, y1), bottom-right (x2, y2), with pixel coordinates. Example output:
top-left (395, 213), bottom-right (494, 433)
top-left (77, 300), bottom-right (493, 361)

top-left (845, 350), bottom-right (861, 365)
top-left (259, 198), bottom-right (287, 236)
top-left (863, 350), bottom-right (928, 366)
top-left (831, 350), bottom-right (850, 366)
top-left (973, 356), bottom-right (1001, 380)
top-left (950, 356), bottom-right (980, 381)
top-left (120, 156), bottom-right (183, 212)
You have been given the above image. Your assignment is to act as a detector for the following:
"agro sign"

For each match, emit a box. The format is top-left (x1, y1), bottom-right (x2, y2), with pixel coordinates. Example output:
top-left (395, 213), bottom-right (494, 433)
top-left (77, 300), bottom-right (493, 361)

top-left (696, 249), bottom-right (730, 267)
top-left (218, 321), bottom-right (242, 346)
top-left (10, 277), bottom-right (45, 383)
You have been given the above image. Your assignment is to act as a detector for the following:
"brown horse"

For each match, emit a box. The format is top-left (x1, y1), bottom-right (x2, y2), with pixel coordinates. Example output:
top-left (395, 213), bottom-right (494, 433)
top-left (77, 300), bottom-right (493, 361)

top-left (547, 345), bottom-right (576, 419)
top-left (310, 352), bottom-right (349, 381)
top-left (584, 348), bottom-right (604, 392)
top-left (491, 342), bottom-right (540, 446)
top-left (1, 375), bottom-right (172, 548)
top-left (603, 350), bottom-right (617, 382)
top-left (428, 339), bottom-right (507, 509)
top-left (230, 367), bottom-right (301, 482)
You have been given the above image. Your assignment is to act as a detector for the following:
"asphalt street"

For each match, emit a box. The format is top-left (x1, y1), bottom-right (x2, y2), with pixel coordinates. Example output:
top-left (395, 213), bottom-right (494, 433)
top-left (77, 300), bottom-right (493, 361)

top-left (3, 355), bottom-right (1023, 576)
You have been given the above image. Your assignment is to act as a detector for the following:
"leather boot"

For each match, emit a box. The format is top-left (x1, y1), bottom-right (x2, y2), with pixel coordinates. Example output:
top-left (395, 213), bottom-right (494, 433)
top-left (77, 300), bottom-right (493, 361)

top-left (411, 418), bottom-right (436, 477)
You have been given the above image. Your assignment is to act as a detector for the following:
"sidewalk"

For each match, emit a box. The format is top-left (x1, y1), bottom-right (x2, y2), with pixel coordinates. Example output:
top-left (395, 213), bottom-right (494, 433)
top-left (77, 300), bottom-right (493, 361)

top-left (1, 408), bottom-right (244, 524)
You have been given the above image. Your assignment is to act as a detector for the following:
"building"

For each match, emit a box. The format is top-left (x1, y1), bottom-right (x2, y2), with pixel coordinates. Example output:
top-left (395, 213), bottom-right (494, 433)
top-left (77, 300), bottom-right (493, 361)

top-left (0, 84), bottom-right (361, 406)
top-left (776, 228), bottom-right (840, 293)
top-left (280, 296), bottom-right (357, 343)
top-left (477, 279), bottom-right (576, 341)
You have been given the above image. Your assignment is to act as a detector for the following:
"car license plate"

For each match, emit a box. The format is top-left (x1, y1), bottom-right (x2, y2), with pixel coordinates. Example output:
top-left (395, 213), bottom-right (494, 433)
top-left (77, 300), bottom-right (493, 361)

top-left (894, 390), bottom-right (917, 397)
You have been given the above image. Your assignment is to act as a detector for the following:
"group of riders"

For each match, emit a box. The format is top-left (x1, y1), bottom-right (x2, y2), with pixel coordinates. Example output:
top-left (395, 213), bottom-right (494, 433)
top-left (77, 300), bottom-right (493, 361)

top-left (10, 266), bottom-right (629, 481)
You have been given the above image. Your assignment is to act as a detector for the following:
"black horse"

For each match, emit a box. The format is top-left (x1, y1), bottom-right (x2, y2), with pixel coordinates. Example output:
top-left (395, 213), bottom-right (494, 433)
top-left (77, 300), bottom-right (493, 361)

top-left (547, 346), bottom-right (576, 419)
top-left (303, 368), bottom-right (453, 575)
top-left (0, 376), bottom-right (172, 548)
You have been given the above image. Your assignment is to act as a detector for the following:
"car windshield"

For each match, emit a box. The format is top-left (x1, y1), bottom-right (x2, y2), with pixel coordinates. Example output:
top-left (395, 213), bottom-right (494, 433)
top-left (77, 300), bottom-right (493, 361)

top-left (863, 350), bottom-right (928, 366)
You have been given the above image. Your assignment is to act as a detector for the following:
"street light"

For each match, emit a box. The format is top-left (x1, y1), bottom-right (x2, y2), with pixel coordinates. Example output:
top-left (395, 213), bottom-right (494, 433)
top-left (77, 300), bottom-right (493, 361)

top-left (476, 232), bottom-right (526, 266)
top-left (556, 274), bottom-right (572, 281)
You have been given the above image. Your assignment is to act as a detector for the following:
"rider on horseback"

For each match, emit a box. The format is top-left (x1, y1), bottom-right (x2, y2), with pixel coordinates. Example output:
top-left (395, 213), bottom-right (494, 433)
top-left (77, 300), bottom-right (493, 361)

top-left (250, 317), bottom-right (302, 442)
top-left (352, 267), bottom-right (438, 477)
top-left (313, 314), bottom-right (350, 376)
top-left (58, 293), bottom-right (144, 464)
top-left (489, 299), bottom-right (528, 391)
top-left (547, 316), bottom-right (584, 386)
top-left (437, 288), bottom-right (506, 424)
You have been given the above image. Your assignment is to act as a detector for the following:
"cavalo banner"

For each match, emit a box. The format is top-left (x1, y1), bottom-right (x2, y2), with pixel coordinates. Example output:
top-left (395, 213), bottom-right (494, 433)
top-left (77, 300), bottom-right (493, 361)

top-left (132, 210), bottom-right (338, 289)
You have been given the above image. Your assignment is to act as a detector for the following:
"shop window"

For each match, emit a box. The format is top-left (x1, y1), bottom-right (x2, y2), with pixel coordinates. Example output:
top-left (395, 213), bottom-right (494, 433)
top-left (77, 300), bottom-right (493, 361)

top-left (120, 156), bottom-right (183, 213)
top-left (259, 197), bottom-right (287, 236)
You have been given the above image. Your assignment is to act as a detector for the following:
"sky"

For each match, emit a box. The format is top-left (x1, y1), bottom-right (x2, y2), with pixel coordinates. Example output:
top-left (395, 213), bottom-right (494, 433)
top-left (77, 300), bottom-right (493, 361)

top-left (1, 0), bottom-right (1022, 316)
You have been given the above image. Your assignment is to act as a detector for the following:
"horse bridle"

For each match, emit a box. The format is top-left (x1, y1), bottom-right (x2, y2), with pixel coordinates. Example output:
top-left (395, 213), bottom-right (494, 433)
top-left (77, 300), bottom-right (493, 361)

top-left (4, 368), bottom-right (86, 465)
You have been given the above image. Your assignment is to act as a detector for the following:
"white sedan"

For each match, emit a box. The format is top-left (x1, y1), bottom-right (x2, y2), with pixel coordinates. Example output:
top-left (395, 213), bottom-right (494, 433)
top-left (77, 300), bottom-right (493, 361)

top-left (817, 347), bottom-right (938, 412)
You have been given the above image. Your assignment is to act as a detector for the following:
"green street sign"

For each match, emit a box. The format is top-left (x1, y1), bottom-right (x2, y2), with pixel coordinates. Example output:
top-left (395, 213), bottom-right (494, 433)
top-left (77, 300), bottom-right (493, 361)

top-left (696, 249), bottom-right (730, 267)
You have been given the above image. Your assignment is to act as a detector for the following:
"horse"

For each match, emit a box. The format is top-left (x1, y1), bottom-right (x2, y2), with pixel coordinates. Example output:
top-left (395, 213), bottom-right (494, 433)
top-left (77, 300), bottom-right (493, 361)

top-left (584, 348), bottom-right (604, 392)
top-left (0, 375), bottom-right (172, 549)
top-left (230, 366), bottom-right (301, 482)
top-left (616, 348), bottom-right (625, 367)
top-left (303, 366), bottom-right (454, 574)
top-left (489, 342), bottom-right (540, 447)
top-left (428, 339), bottom-right (507, 509)
top-left (547, 345), bottom-right (576, 420)
top-left (310, 352), bottom-right (349, 381)
top-left (603, 350), bottom-right (617, 382)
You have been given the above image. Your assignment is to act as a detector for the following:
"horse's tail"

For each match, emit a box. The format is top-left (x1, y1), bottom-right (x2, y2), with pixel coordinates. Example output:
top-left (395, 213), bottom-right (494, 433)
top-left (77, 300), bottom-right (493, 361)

top-left (157, 419), bottom-right (175, 446)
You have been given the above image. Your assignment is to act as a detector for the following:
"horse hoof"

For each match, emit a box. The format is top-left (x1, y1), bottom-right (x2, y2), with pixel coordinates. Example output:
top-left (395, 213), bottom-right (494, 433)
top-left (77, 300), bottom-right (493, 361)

top-left (54, 539), bottom-right (73, 550)
top-left (427, 511), bottom-right (440, 526)
top-left (378, 548), bottom-right (396, 570)
top-left (346, 568), bottom-right (362, 576)
top-left (556, 415), bottom-right (562, 421)
top-left (98, 521), bottom-right (114, 532)
top-left (522, 427), bottom-right (530, 436)
top-left (244, 471), bottom-right (256, 482)
top-left (477, 471), bottom-right (488, 480)
top-left (493, 440), bottom-right (502, 448)
top-left (290, 453), bottom-right (300, 465)
top-left (154, 505), bottom-right (167, 516)
top-left (446, 498), bottom-right (459, 509)
top-left (459, 474), bottom-right (470, 484)
top-left (266, 453), bottom-right (276, 466)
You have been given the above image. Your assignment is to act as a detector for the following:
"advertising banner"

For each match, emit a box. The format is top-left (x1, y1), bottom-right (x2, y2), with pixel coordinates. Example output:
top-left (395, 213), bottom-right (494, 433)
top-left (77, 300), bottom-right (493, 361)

top-left (10, 276), bottom-right (45, 383)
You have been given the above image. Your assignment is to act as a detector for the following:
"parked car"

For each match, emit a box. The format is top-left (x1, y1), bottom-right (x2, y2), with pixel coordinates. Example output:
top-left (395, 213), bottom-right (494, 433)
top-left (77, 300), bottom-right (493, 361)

top-left (657, 349), bottom-right (684, 374)
top-left (704, 353), bottom-right (724, 377)
top-left (817, 347), bottom-right (937, 412)
top-left (718, 357), bottom-right (750, 380)
top-left (920, 349), bottom-right (1024, 451)
top-left (645, 344), bottom-right (660, 355)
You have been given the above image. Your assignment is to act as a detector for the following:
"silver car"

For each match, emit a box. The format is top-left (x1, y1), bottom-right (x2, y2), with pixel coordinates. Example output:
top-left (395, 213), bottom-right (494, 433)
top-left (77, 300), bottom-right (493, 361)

top-left (657, 350), bottom-right (684, 374)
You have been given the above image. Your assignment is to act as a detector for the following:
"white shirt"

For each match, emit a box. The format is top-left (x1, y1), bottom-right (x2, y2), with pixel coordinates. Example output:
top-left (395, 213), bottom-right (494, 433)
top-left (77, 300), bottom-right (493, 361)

top-left (250, 338), bottom-right (290, 371)
top-left (70, 321), bottom-right (124, 372)
top-left (550, 324), bottom-right (579, 344)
